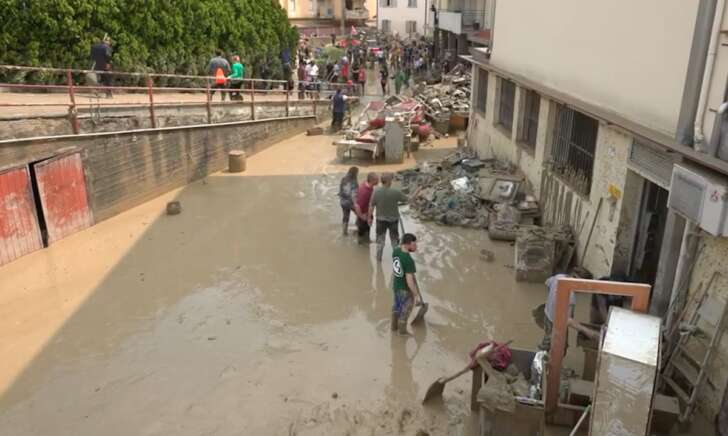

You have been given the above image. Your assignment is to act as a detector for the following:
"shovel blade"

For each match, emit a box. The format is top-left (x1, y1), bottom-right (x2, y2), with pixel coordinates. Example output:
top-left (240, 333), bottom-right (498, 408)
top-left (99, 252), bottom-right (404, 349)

top-left (423, 378), bottom-right (446, 403)
top-left (410, 302), bottom-right (429, 325)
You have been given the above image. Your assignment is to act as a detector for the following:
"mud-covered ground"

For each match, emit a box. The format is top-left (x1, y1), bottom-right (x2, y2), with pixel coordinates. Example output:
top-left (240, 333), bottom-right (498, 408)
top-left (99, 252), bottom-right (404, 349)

top-left (9, 109), bottom-right (666, 436)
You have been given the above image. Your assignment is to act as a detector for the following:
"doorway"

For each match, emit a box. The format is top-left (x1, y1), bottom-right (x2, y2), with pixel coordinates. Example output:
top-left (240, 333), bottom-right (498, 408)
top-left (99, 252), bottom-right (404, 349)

top-left (631, 179), bottom-right (670, 285)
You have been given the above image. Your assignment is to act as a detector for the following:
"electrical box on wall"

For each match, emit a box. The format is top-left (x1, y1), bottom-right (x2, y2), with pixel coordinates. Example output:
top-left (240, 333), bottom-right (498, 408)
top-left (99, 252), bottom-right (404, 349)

top-left (668, 163), bottom-right (728, 236)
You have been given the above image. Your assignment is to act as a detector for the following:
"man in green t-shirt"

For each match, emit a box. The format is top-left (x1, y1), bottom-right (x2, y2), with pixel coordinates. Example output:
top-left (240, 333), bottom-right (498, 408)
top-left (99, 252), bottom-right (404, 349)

top-left (368, 172), bottom-right (408, 261)
top-left (391, 233), bottom-right (422, 335)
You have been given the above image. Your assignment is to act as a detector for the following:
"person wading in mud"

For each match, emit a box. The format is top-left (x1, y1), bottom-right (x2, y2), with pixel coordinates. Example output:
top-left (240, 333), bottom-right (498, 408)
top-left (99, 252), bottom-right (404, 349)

top-left (354, 172), bottom-right (379, 244)
top-left (338, 166), bottom-right (359, 235)
top-left (391, 233), bottom-right (422, 335)
top-left (368, 172), bottom-right (408, 261)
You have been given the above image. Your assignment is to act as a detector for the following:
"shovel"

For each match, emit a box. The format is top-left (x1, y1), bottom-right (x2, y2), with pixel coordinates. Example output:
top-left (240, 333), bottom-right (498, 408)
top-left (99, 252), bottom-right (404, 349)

top-left (398, 211), bottom-right (428, 326)
top-left (422, 340), bottom-right (513, 403)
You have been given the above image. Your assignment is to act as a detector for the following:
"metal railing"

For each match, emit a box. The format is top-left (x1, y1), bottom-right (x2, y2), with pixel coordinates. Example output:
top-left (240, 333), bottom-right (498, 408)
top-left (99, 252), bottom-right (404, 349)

top-left (0, 64), bottom-right (362, 135)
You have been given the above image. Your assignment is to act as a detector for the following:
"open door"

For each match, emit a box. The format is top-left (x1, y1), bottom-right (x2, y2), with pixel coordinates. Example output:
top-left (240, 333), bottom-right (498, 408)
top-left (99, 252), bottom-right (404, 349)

top-left (34, 152), bottom-right (94, 244)
top-left (0, 165), bottom-right (44, 265)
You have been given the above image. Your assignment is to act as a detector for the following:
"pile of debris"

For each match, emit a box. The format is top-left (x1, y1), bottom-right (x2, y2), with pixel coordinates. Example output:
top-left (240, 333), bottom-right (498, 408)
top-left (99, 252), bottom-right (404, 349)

top-left (399, 149), bottom-right (577, 282)
top-left (398, 148), bottom-right (517, 229)
top-left (412, 64), bottom-right (472, 133)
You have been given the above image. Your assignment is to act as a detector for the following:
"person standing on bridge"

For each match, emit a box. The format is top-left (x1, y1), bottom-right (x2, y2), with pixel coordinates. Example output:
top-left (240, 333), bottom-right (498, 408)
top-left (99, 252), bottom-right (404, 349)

top-left (368, 172), bottom-right (408, 261)
top-left (208, 50), bottom-right (231, 101)
top-left (228, 55), bottom-right (245, 101)
top-left (90, 35), bottom-right (113, 98)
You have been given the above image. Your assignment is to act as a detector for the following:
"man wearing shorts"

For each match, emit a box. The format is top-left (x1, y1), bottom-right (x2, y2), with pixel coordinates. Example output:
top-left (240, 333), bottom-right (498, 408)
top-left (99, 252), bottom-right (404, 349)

top-left (391, 233), bottom-right (422, 336)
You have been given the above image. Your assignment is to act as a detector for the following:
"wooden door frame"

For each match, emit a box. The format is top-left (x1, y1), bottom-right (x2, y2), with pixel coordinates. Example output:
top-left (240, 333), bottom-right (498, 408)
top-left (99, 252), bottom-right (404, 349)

top-left (545, 278), bottom-right (652, 421)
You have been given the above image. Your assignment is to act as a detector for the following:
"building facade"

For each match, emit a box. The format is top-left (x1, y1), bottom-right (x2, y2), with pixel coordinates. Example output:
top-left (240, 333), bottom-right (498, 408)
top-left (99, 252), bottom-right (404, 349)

top-left (280, 0), bottom-right (376, 29)
top-left (377, 0), bottom-right (433, 37)
top-left (433, 0), bottom-right (491, 61)
top-left (466, 0), bottom-right (728, 421)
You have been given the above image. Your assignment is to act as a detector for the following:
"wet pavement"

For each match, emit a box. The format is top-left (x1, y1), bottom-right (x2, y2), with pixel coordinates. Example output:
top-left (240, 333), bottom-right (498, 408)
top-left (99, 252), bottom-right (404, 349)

top-left (1, 125), bottom-right (554, 435)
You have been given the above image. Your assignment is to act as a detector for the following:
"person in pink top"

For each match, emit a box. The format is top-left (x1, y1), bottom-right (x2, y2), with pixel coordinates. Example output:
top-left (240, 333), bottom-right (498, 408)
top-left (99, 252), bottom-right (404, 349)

top-left (354, 172), bottom-right (379, 244)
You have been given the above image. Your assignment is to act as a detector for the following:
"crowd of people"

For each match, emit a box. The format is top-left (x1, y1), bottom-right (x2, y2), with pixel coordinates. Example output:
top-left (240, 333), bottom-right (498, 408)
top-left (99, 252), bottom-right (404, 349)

top-left (338, 167), bottom-right (423, 336)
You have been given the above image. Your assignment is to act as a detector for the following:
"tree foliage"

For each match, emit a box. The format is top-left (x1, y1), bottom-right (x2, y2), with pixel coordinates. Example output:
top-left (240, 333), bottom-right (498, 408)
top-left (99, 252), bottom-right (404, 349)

top-left (0, 0), bottom-right (298, 83)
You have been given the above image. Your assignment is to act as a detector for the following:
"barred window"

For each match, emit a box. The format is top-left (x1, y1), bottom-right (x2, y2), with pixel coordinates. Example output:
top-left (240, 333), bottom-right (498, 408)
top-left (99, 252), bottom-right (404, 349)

top-left (476, 69), bottom-right (488, 114)
top-left (408, 0), bottom-right (417, 7)
top-left (551, 104), bottom-right (598, 195)
top-left (497, 78), bottom-right (516, 132)
top-left (519, 89), bottom-right (540, 149)
top-left (381, 19), bottom-right (391, 33)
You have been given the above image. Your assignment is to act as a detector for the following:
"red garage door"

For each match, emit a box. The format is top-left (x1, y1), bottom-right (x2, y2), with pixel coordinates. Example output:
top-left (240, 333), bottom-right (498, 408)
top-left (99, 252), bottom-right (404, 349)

top-left (35, 152), bottom-right (94, 244)
top-left (0, 165), bottom-right (44, 266)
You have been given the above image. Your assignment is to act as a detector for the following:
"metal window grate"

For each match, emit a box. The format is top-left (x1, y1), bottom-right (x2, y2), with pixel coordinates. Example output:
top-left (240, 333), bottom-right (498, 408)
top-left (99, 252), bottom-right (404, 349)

top-left (498, 78), bottom-right (515, 132)
top-left (408, 0), bottom-right (417, 7)
top-left (550, 104), bottom-right (597, 195)
top-left (476, 69), bottom-right (488, 114)
top-left (382, 19), bottom-right (391, 32)
top-left (520, 89), bottom-right (540, 148)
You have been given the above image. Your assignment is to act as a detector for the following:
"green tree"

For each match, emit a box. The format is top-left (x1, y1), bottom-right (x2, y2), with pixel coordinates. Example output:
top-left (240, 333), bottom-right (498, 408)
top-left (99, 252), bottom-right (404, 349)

top-left (0, 0), bottom-right (299, 83)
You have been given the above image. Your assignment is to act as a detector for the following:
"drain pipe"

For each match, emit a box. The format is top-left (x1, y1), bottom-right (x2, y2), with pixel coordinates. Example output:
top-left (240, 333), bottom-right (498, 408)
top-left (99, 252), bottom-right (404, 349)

top-left (676, 0), bottom-right (718, 146)
top-left (695, 0), bottom-right (727, 151)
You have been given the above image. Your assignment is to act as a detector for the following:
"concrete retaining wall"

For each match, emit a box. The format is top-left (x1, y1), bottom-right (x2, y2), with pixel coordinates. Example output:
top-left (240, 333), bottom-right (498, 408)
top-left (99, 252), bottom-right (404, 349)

top-left (0, 99), bottom-right (332, 140)
top-left (0, 115), bottom-right (316, 222)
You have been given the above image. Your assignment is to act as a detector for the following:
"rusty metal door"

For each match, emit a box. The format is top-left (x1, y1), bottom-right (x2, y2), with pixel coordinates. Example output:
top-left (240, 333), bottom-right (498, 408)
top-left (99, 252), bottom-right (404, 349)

top-left (0, 165), bottom-right (44, 266)
top-left (35, 152), bottom-right (94, 244)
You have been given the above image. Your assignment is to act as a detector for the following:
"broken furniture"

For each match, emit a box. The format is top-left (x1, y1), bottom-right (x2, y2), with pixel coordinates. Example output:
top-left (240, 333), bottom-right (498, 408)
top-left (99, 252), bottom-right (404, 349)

top-left (546, 278), bottom-right (652, 423)
top-left (472, 348), bottom-right (544, 436)
top-left (589, 307), bottom-right (662, 435)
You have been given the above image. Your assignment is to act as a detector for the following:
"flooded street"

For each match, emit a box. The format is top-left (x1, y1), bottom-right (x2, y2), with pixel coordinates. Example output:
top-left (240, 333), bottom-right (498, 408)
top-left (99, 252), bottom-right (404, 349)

top-left (0, 129), bottom-right (547, 435)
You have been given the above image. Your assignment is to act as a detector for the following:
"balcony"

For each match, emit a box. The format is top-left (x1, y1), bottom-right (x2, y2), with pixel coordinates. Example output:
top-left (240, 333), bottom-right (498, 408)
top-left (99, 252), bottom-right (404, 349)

top-left (345, 7), bottom-right (369, 21)
top-left (438, 9), bottom-right (489, 35)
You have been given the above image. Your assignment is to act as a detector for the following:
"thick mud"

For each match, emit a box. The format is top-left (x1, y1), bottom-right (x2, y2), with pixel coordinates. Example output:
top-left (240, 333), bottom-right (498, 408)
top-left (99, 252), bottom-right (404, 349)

top-left (0, 125), bottom-right (549, 435)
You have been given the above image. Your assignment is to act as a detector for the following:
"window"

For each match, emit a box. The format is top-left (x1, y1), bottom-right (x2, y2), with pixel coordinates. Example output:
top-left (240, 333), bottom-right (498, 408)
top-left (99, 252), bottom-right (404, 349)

top-left (550, 104), bottom-right (599, 195)
top-left (309, 0), bottom-right (315, 12)
top-left (496, 78), bottom-right (516, 133)
top-left (475, 69), bottom-right (488, 114)
top-left (406, 20), bottom-right (417, 34)
top-left (518, 89), bottom-right (540, 149)
top-left (289, 0), bottom-right (295, 12)
top-left (381, 19), bottom-right (391, 33)
top-left (380, 0), bottom-right (396, 6)
top-left (408, 0), bottom-right (417, 7)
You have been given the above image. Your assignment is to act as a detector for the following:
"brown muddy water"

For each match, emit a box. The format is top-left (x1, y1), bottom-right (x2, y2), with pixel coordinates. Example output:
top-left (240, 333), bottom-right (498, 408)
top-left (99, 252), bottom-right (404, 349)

top-left (0, 132), bottom-right (552, 435)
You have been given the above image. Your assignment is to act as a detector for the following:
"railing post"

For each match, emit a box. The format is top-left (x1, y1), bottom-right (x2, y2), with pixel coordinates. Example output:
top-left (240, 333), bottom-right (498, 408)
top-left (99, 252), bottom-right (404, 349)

top-left (66, 69), bottom-right (80, 134)
top-left (285, 84), bottom-right (290, 117)
top-left (206, 84), bottom-right (212, 124)
top-left (250, 80), bottom-right (256, 121)
top-left (146, 76), bottom-right (157, 128)
top-left (313, 97), bottom-right (317, 120)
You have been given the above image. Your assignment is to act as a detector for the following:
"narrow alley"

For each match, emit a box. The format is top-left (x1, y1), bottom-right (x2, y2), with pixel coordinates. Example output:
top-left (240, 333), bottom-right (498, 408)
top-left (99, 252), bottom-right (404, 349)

top-left (0, 129), bottom-right (550, 435)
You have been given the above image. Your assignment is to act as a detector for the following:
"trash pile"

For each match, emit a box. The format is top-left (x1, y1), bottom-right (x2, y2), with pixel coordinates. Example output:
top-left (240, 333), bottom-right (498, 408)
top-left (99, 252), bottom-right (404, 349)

top-left (412, 64), bottom-right (472, 133)
top-left (398, 148), bottom-right (518, 229)
top-left (399, 148), bottom-right (577, 282)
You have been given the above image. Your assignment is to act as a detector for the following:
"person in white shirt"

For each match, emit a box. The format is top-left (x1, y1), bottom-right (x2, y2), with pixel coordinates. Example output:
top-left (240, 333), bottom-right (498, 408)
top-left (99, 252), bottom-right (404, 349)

top-left (540, 268), bottom-right (592, 351)
top-left (309, 63), bottom-right (320, 99)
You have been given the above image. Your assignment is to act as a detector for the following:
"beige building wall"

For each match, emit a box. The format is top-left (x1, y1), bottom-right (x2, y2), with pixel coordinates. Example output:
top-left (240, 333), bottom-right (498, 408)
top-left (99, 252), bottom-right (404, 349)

top-left (490, 0), bottom-right (698, 137)
top-left (281, 0), bottom-right (377, 20)
top-left (469, 66), bottom-right (636, 279)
